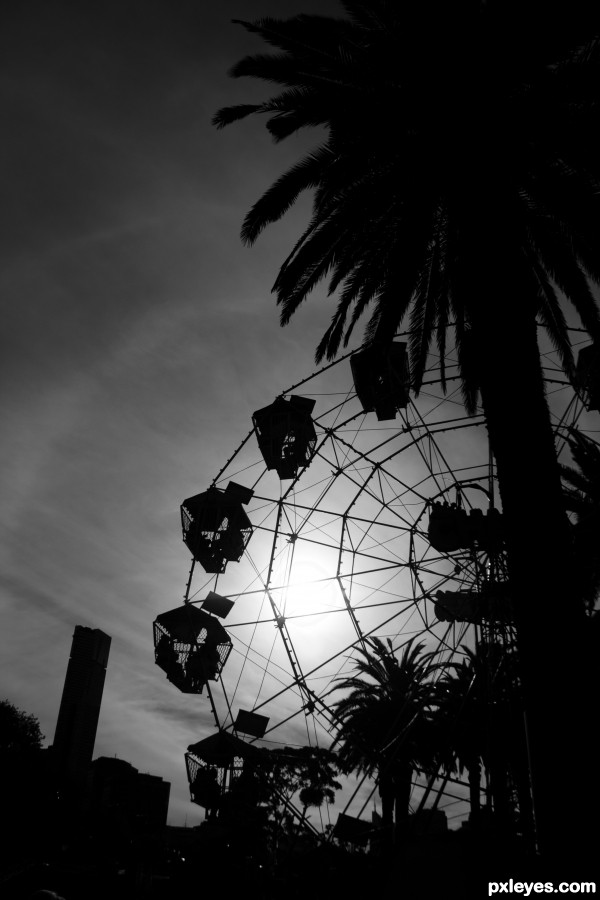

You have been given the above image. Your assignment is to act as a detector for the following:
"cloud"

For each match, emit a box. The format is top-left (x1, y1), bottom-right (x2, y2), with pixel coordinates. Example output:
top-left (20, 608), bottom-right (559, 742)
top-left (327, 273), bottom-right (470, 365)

top-left (0, 0), bottom-right (360, 828)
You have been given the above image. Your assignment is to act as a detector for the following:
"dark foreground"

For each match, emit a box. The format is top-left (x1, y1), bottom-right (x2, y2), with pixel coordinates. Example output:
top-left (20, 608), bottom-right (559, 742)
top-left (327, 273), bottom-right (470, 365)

top-left (3, 826), bottom-right (597, 900)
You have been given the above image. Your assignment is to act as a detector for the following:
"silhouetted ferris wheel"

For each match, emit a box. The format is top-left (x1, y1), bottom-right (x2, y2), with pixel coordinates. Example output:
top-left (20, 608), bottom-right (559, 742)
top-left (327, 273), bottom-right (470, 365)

top-left (154, 327), bottom-right (599, 835)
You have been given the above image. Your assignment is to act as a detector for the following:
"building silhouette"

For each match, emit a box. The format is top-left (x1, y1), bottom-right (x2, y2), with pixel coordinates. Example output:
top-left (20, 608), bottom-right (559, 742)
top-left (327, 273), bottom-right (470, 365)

top-left (52, 625), bottom-right (111, 791)
top-left (88, 756), bottom-right (171, 830)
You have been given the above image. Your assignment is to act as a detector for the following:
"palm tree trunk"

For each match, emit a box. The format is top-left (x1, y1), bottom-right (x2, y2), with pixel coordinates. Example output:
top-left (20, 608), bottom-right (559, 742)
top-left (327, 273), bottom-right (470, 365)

top-left (472, 295), bottom-right (593, 861)
top-left (378, 772), bottom-right (395, 850)
top-left (393, 763), bottom-right (413, 844)
top-left (510, 726), bottom-right (536, 853)
top-left (489, 755), bottom-right (512, 832)
top-left (467, 757), bottom-right (481, 825)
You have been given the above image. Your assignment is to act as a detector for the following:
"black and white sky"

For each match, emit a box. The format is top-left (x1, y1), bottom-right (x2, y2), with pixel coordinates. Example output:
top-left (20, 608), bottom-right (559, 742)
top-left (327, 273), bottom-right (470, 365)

top-left (0, 0), bottom-right (346, 826)
top-left (4, 0), bottom-right (596, 834)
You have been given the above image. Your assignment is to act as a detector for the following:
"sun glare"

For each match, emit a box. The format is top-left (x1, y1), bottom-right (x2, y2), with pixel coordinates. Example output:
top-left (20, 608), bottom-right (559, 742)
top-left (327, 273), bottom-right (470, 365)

top-left (276, 558), bottom-right (338, 624)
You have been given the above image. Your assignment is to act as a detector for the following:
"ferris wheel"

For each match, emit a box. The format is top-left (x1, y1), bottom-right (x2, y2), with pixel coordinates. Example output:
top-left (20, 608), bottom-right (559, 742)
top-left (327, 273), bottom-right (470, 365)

top-left (154, 328), bottom-right (599, 833)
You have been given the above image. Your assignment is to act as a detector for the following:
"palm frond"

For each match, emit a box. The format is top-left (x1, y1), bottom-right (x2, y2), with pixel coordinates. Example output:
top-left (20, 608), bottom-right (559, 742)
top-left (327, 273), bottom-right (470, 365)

top-left (231, 16), bottom-right (355, 66)
top-left (240, 144), bottom-right (333, 245)
top-left (534, 226), bottom-right (600, 340)
top-left (212, 104), bottom-right (263, 129)
top-left (215, 3), bottom-right (600, 420)
top-left (525, 248), bottom-right (574, 377)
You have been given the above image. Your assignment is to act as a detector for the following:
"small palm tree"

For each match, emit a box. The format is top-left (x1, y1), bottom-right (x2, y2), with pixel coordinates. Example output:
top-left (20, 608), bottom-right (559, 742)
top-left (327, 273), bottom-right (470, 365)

top-left (435, 649), bottom-right (487, 825)
top-left (330, 637), bottom-right (436, 846)
top-left (436, 642), bottom-right (533, 840)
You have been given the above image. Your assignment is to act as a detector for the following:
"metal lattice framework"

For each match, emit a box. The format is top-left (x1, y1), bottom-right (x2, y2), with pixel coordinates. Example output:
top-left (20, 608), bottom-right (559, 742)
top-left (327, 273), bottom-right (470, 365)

top-left (169, 327), bottom-right (599, 832)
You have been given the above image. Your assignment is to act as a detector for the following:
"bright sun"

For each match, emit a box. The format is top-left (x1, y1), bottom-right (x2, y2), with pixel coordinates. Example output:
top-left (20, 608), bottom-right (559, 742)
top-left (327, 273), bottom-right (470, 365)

top-left (276, 558), bottom-right (337, 624)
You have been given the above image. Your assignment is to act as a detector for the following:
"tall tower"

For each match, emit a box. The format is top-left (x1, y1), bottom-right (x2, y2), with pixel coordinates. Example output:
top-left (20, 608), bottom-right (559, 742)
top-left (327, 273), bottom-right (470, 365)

top-left (53, 626), bottom-right (111, 790)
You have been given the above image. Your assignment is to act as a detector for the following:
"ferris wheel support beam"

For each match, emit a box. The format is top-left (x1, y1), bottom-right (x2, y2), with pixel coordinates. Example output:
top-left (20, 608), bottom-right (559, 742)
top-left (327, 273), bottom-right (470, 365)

top-left (266, 779), bottom-right (321, 838)
top-left (183, 557), bottom-right (196, 604)
top-left (204, 680), bottom-right (221, 730)
top-left (252, 499), bottom-right (415, 542)
top-left (216, 668), bottom-right (238, 735)
top-left (261, 500), bottom-right (337, 734)
top-left (336, 574), bottom-right (367, 652)
top-left (277, 344), bottom-right (359, 398)
top-left (251, 598), bottom-right (457, 722)
top-left (320, 418), bottom-right (487, 519)
top-left (330, 412), bottom-right (486, 476)
top-left (210, 426), bottom-right (256, 488)
top-left (404, 401), bottom-right (473, 499)
top-left (257, 690), bottom-right (335, 736)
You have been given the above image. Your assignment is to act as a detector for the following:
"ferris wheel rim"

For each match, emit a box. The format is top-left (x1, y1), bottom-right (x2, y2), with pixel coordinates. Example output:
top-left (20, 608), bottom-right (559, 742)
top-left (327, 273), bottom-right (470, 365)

top-left (168, 330), bottom-right (598, 835)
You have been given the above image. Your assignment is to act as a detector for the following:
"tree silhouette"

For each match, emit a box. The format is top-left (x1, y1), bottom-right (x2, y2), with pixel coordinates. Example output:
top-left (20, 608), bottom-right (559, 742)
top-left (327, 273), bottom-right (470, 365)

top-left (218, 744), bottom-right (341, 861)
top-left (295, 746), bottom-right (342, 818)
top-left (435, 643), bottom-right (532, 842)
top-left (0, 700), bottom-right (56, 873)
top-left (253, 744), bottom-right (341, 819)
top-left (214, 3), bottom-right (600, 858)
top-left (330, 637), bottom-right (436, 846)
top-left (0, 698), bottom-right (44, 754)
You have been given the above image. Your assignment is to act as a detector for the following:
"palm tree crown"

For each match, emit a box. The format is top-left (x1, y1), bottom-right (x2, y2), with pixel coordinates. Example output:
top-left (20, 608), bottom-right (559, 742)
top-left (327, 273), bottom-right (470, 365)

top-left (330, 637), bottom-right (437, 840)
top-left (214, 2), bottom-right (600, 399)
top-left (436, 641), bottom-right (532, 836)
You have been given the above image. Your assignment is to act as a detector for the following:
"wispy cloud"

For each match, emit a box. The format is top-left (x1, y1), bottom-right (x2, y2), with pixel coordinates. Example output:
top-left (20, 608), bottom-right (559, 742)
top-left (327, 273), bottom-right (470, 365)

top-left (1, 0), bottom-right (351, 827)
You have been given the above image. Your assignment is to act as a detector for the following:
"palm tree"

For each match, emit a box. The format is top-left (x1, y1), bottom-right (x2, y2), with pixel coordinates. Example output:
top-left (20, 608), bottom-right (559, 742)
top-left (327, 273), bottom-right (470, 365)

top-left (435, 649), bottom-right (487, 827)
top-left (436, 642), bottom-right (533, 842)
top-left (329, 637), bottom-right (436, 847)
top-left (213, 3), bottom-right (600, 857)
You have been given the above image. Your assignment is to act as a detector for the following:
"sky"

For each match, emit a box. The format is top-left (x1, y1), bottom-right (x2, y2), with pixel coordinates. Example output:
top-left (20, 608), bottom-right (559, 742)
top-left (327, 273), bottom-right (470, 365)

top-left (0, 0), bottom-right (348, 827)
top-left (1, 0), bottom-right (594, 832)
